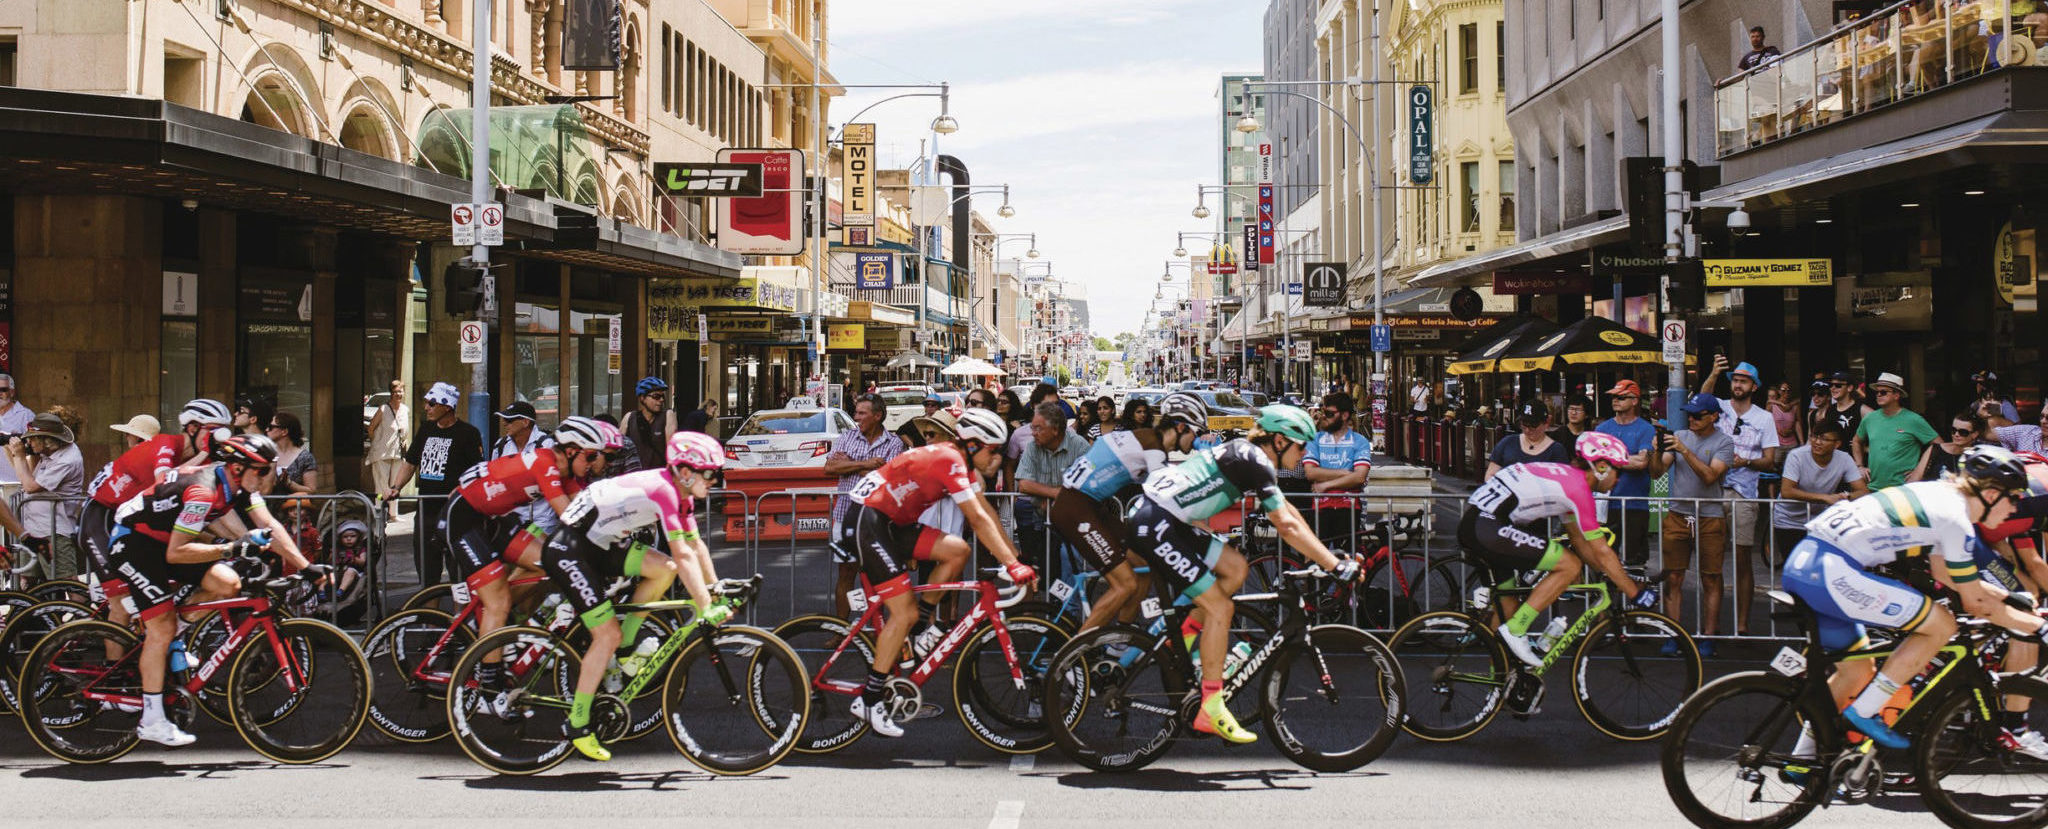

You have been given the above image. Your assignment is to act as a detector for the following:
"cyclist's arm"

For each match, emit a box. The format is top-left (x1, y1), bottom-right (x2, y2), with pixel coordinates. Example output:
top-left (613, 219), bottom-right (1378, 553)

top-left (2015, 540), bottom-right (2048, 595)
top-left (1562, 522), bottom-right (1639, 598)
top-left (1266, 499), bottom-right (1341, 572)
top-left (665, 528), bottom-right (715, 609)
top-left (1942, 571), bottom-right (2045, 636)
top-left (958, 494), bottom-right (1026, 570)
top-left (244, 499), bottom-right (310, 571)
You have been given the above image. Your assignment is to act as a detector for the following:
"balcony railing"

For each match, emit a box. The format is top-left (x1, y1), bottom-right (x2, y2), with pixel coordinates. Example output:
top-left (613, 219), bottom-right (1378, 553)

top-left (1715, 0), bottom-right (2039, 158)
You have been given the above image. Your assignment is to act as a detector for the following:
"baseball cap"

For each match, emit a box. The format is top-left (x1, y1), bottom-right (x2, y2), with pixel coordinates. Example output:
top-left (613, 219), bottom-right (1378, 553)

top-left (495, 401), bottom-right (538, 422)
top-left (1731, 362), bottom-right (1760, 383)
top-left (1872, 372), bottom-right (1906, 392)
top-left (110, 414), bottom-right (162, 440)
top-left (1974, 370), bottom-right (2000, 384)
top-left (1682, 392), bottom-right (1722, 416)
top-left (923, 394), bottom-right (944, 406)
top-left (1828, 370), bottom-right (1854, 383)
top-left (425, 382), bottom-right (461, 408)
top-left (1606, 379), bottom-right (1641, 397)
top-left (1514, 400), bottom-right (1547, 424)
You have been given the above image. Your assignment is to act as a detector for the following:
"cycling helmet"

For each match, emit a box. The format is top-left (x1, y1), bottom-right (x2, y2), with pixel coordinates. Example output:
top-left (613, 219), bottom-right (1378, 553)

top-left (666, 431), bottom-right (726, 471)
top-left (180, 398), bottom-right (232, 428)
top-left (1156, 393), bottom-right (1209, 431)
top-left (1254, 404), bottom-right (1317, 445)
top-left (636, 376), bottom-right (670, 397)
top-left (594, 420), bottom-right (624, 451)
top-left (1961, 444), bottom-right (2029, 492)
top-left (211, 433), bottom-right (278, 467)
top-left (954, 408), bottom-right (1010, 447)
top-left (552, 416), bottom-right (610, 451)
top-left (1576, 431), bottom-right (1632, 468)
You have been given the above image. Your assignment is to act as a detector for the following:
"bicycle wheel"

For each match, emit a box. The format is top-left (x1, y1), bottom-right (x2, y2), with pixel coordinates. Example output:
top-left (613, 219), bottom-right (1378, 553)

top-left (773, 614), bottom-right (873, 754)
top-left (1424, 556), bottom-right (1486, 615)
top-left (1917, 678), bottom-right (2048, 829)
top-left (185, 609), bottom-right (240, 724)
top-left (401, 582), bottom-right (457, 614)
top-left (228, 618), bottom-right (370, 764)
top-left (955, 614), bottom-right (1068, 754)
top-left (1359, 552), bottom-right (1434, 631)
top-left (1660, 672), bottom-right (1832, 829)
top-left (17, 619), bottom-right (159, 763)
top-left (660, 625), bottom-right (809, 775)
top-left (1006, 600), bottom-right (1079, 634)
top-left (362, 608), bottom-right (471, 743)
top-left (1385, 610), bottom-right (1508, 741)
top-left (1243, 553), bottom-right (1305, 597)
top-left (560, 614), bottom-right (674, 742)
top-left (447, 625), bottom-right (578, 775)
top-left (1042, 623), bottom-right (1181, 772)
top-left (1261, 624), bottom-right (1405, 772)
top-left (1573, 610), bottom-right (1700, 741)
top-left (28, 580), bottom-right (90, 607)
top-left (0, 599), bottom-right (94, 716)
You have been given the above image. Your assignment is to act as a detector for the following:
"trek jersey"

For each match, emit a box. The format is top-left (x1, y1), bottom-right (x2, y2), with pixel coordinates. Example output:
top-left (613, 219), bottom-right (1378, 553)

top-left (1061, 430), bottom-right (1166, 502)
top-left (1804, 481), bottom-right (1979, 582)
top-left (1466, 462), bottom-right (1600, 533)
top-left (453, 447), bottom-right (582, 516)
top-left (852, 443), bottom-right (979, 525)
top-left (113, 467), bottom-right (261, 543)
top-left (89, 434), bottom-right (187, 507)
top-left (1302, 429), bottom-right (1373, 509)
top-left (1141, 439), bottom-right (1286, 524)
top-left (558, 468), bottom-right (698, 548)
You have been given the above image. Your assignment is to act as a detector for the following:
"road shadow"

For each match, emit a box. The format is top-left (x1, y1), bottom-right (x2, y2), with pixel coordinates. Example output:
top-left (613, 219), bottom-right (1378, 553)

top-left (1039, 767), bottom-right (1381, 792)
top-left (11, 759), bottom-right (346, 781)
top-left (421, 769), bottom-right (789, 792)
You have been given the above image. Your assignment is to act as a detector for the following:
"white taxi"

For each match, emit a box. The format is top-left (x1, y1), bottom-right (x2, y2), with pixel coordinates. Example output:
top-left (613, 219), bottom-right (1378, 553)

top-left (875, 384), bottom-right (934, 431)
top-left (722, 400), bottom-right (854, 471)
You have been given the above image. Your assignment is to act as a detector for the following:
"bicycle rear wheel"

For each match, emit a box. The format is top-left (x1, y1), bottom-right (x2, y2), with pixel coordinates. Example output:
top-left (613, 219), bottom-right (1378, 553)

top-left (1261, 624), bottom-right (1405, 772)
top-left (1385, 610), bottom-right (1508, 741)
top-left (1042, 623), bottom-right (1181, 772)
top-left (229, 618), bottom-right (370, 764)
top-left (1359, 553), bottom-right (1434, 631)
top-left (362, 608), bottom-right (471, 743)
top-left (772, 614), bottom-right (873, 754)
top-left (660, 625), bottom-right (809, 775)
top-left (17, 619), bottom-right (158, 763)
top-left (447, 625), bottom-right (577, 775)
top-left (1573, 610), bottom-right (1699, 740)
top-left (28, 580), bottom-right (90, 607)
top-left (955, 615), bottom-right (1067, 754)
top-left (400, 582), bottom-right (457, 614)
top-left (0, 599), bottom-right (94, 716)
top-left (1660, 672), bottom-right (1830, 829)
top-left (1917, 679), bottom-right (2048, 829)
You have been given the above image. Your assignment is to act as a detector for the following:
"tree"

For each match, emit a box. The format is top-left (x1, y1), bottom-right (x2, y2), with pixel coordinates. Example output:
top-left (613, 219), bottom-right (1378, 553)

top-left (1113, 332), bottom-right (1134, 350)
top-left (1092, 336), bottom-right (1114, 351)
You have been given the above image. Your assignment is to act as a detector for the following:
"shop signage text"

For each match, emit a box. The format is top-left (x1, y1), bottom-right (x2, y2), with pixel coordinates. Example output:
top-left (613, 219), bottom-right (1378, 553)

top-left (652, 162), bottom-right (763, 197)
top-left (841, 123), bottom-right (876, 244)
top-left (1408, 85), bottom-right (1433, 184)
top-left (1348, 314), bottom-right (1498, 328)
top-left (1701, 258), bottom-right (1832, 287)
top-left (1304, 262), bottom-right (1346, 307)
top-left (717, 149), bottom-right (805, 255)
top-left (854, 252), bottom-right (894, 290)
top-left (1592, 251), bottom-right (1666, 276)
top-left (1493, 270), bottom-right (1591, 295)
top-left (827, 324), bottom-right (865, 350)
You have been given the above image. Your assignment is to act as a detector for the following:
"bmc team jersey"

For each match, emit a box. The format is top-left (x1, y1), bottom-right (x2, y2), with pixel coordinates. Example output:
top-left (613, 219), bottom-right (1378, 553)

top-left (1142, 439), bottom-right (1287, 524)
top-left (1302, 429), bottom-right (1373, 508)
top-left (114, 467), bottom-right (260, 543)
top-left (90, 434), bottom-right (187, 507)
top-left (1062, 430), bottom-right (1166, 502)
top-left (1804, 481), bottom-right (1978, 581)
top-left (853, 443), bottom-right (979, 525)
top-left (1465, 462), bottom-right (1600, 534)
top-left (558, 468), bottom-right (698, 549)
top-left (453, 447), bottom-right (580, 516)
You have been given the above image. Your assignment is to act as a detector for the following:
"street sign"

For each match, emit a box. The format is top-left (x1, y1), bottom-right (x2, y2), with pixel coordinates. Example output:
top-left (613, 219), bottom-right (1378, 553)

top-left (652, 162), bottom-right (765, 197)
top-left (606, 317), bottom-right (622, 375)
top-left (1370, 324), bottom-right (1392, 353)
top-left (1303, 262), bottom-right (1347, 307)
top-left (1258, 141), bottom-right (1273, 184)
top-left (1287, 282), bottom-right (1302, 296)
top-left (841, 123), bottom-right (876, 243)
top-left (1257, 185), bottom-right (1276, 265)
top-left (1661, 319), bottom-right (1686, 364)
top-left (1292, 340), bottom-right (1312, 361)
top-left (459, 320), bottom-right (485, 364)
top-left (1243, 224), bottom-right (1260, 273)
top-left (1408, 85), bottom-right (1434, 184)
top-left (478, 203), bottom-right (504, 246)
top-left (451, 204), bottom-right (476, 246)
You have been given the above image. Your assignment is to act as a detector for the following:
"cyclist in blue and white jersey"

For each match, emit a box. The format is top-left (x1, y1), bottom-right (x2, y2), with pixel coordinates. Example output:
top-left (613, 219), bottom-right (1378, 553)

top-left (1049, 392), bottom-right (1205, 632)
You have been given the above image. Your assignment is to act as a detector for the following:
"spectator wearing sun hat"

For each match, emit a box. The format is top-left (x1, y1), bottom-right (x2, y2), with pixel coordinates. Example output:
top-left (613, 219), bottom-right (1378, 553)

top-left (9, 412), bottom-right (84, 581)
top-left (1854, 372), bottom-right (1936, 489)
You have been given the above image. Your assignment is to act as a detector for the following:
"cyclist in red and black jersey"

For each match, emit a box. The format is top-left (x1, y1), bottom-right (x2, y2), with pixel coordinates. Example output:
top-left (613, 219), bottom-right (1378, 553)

top-left (82, 400), bottom-right (228, 583)
top-left (835, 407), bottom-right (1037, 738)
top-left (108, 433), bottom-right (312, 747)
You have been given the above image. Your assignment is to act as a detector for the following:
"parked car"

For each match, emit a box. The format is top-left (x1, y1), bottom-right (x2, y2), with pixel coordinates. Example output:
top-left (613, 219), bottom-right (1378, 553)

top-left (723, 406), bottom-right (855, 472)
top-left (875, 384), bottom-right (933, 430)
top-left (1238, 390), bottom-right (1270, 411)
top-left (1195, 390), bottom-right (1257, 434)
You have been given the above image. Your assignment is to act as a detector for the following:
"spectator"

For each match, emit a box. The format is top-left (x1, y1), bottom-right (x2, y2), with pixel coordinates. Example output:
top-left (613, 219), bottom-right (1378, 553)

top-left (1738, 25), bottom-right (1781, 71)
top-left (1650, 392), bottom-right (1733, 655)
top-left (1993, 403), bottom-right (2048, 455)
top-left (1118, 398), bottom-right (1152, 431)
top-left (1975, 370), bottom-right (2020, 424)
top-left (1771, 421), bottom-right (1868, 563)
top-left (1549, 396), bottom-right (1594, 446)
top-left (621, 376), bottom-right (676, 473)
top-left (1768, 381), bottom-right (1803, 450)
top-left (266, 411), bottom-right (319, 496)
top-left (490, 401), bottom-right (544, 458)
top-left (681, 398), bottom-right (719, 436)
top-left (1084, 397), bottom-right (1116, 440)
top-left (9, 411), bottom-right (83, 582)
top-left (995, 390), bottom-right (1027, 428)
top-left (1811, 371), bottom-right (1871, 441)
top-left (1014, 402), bottom-right (1091, 568)
top-left (1595, 380), bottom-right (1659, 569)
top-left (393, 381), bottom-right (484, 585)
top-left (1410, 378), bottom-right (1431, 417)
top-left (824, 393), bottom-right (904, 619)
top-left (0, 374), bottom-right (36, 486)
top-left (1484, 400), bottom-right (1572, 481)
top-left (593, 413), bottom-right (638, 476)
top-left (965, 389), bottom-right (997, 411)
top-left (233, 395), bottom-right (273, 437)
top-left (366, 379), bottom-right (411, 522)
top-left (1699, 357), bottom-right (1779, 637)
top-left (1854, 372), bottom-right (1937, 489)
top-left (1915, 411), bottom-right (1989, 482)
top-left (1304, 391), bottom-right (1373, 543)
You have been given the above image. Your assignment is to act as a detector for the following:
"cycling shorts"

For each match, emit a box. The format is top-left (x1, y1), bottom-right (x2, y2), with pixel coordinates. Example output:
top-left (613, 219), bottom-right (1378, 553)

top-left (1782, 537), bottom-right (1933, 652)
top-left (106, 531), bottom-right (213, 622)
top-left (1123, 495), bottom-right (1224, 603)
top-left (1458, 507), bottom-right (1564, 575)
top-left (838, 504), bottom-right (946, 594)
top-left (78, 500), bottom-right (116, 575)
top-left (1049, 489), bottom-right (1129, 573)
top-left (440, 496), bottom-right (526, 585)
top-left (538, 521), bottom-right (647, 630)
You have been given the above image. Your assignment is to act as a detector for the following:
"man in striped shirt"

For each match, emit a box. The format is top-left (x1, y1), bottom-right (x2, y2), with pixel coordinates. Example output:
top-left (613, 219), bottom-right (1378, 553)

top-left (825, 394), bottom-right (903, 617)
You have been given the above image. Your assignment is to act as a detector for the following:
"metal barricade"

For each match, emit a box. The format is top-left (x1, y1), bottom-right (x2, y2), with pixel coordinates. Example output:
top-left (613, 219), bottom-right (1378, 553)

top-left (382, 493), bottom-right (451, 610)
top-left (265, 491), bottom-right (384, 633)
top-left (9, 492), bottom-right (93, 589)
top-left (751, 486), bottom-right (848, 622)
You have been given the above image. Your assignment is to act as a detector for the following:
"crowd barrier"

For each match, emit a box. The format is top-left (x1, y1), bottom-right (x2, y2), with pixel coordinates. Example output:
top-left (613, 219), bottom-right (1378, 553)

top-left (1386, 417), bottom-right (1510, 480)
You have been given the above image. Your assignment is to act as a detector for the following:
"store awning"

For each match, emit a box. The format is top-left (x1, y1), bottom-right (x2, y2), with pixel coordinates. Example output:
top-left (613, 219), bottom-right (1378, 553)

top-left (1447, 315), bottom-right (1560, 375)
top-left (1409, 216), bottom-right (1627, 289)
top-left (847, 301), bottom-right (917, 327)
top-left (1702, 112), bottom-right (2015, 208)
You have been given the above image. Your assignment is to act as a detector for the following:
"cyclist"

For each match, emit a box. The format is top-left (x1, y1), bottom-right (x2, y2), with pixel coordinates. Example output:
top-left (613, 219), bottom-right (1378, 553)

top-left (1048, 392), bottom-right (1201, 632)
top-left (1458, 432), bottom-right (1659, 669)
top-left (108, 434), bottom-right (314, 747)
top-left (1784, 445), bottom-right (2048, 750)
top-left (540, 431), bottom-right (729, 762)
top-left (838, 407), bottom-right (1037, 738)
top-left (442, 416), bottom-right (619, 705)
top-left (82, 399), bottom-right (228, 578)
top-left (1123, 404), bottom-right (1363, 744)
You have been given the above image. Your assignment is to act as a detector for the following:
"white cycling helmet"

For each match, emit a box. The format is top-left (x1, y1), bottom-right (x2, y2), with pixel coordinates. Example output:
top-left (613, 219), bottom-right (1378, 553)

top-left (954, 407), bottom-right (1010, 446)
top-left (1156, 392), bottom-right (1209, 432)
top-left (180, 398), bottom-right (232, 428)
top-left (552, 416), bottom-right (610, 452)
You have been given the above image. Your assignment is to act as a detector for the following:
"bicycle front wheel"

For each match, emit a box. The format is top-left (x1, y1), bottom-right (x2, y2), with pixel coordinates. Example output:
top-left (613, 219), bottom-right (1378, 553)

top-left (1042, 623), bottom-right (1181, 772)
top-left (1917, 678), bottom-right (2048, 829)
top-left (660, 625), bottom-right (809, 776)
top-left (1660, 672), bottom-right (1831, 829)
top-left (362, 608), bottom-right (471, 743)
top-left (0, 599), bottom-right (94, 716)
top-left (1385, 611), bottom-right (1508, 741)
top-left (955, 615), bottom-right (1067, 754)
top-left (16, 618), bottom-right (152, 763)
top-left (447, 626), bottom-right (577, 775)
top-left (229, 618), bottom-right (370, 764)
top-left (1573, 610), bottom-right (1699, 740)
top-left (1261, 624), bottom-right (1405, 772)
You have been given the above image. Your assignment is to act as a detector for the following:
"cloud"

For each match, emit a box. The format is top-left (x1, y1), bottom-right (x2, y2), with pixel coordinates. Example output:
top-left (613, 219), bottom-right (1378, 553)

top-left (829, 0), bottom-right (1197, 40)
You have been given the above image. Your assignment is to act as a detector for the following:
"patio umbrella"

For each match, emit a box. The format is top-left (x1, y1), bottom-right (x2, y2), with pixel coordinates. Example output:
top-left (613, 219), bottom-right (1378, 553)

top-left (1495, 315), bottom-right (1693, 372)
top-left (940, 357), bottom-right (1008, 377)
top-left (1446, 316), bottom-right (1559, 375)
top-left (884, 351), bottom-right (944, 370)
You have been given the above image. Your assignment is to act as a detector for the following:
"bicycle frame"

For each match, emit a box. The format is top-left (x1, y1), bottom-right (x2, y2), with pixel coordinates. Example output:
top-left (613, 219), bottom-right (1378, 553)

top-left (1484, 581), bottom-right (1618, 678)
top-left (404, 573), bottom-right (550, 686)
top-left (808, 580), bottom-right (1022, 698)
top-left (62, 593), bottom-right (300, 710)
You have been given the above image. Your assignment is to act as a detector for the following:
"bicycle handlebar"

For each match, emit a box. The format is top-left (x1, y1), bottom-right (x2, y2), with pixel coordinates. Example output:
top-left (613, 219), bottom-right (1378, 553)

top-left (7, 544), bottom-right (38, 576)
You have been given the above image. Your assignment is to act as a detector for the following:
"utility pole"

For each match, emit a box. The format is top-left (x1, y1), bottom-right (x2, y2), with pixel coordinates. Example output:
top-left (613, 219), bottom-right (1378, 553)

top-left (466, 0), bottom-right (493, 431)
top-left (1661, 0), bottom-right (1684, 429)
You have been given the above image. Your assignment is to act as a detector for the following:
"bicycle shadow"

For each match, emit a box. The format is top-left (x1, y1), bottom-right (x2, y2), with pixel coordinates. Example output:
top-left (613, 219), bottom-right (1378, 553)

top-left (10, 759), bottom-right (346, 781)
top-left (422, 769), bottom-right (789, 792)
top-left (1035, 767), bottom-right (1382, 792)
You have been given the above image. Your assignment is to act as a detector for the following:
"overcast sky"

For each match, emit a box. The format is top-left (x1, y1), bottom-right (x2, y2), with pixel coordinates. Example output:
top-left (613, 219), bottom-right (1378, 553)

top-left (828, 0), bottom-right (1264, 338)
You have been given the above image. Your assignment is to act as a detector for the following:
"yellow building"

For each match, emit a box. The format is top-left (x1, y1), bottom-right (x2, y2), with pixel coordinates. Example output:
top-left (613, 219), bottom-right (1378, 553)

top-left (1387, 0), bottom-right (1516, 278)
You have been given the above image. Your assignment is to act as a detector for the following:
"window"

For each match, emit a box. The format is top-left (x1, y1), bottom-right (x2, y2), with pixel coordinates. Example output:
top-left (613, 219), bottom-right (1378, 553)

top-left (1460, 161), bottom-right (1480, 233)
top-left (0, 38), bottom-right (14, 87)
top-left (1459, 24), bottom-right (1478, 94)
top-left (1497, 22), bottom-right (1506, 92)
top-left (1498, 160), bottom-right (1516, 232)
top-left (164, 48), bottom-right (205, 108)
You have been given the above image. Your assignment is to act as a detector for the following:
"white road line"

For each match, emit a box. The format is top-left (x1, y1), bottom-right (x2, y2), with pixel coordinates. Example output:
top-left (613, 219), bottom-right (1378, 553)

top-left (988, 800), bottom-right (1025, 829)
top-left (1009, 753), bottom-right (1035, 772)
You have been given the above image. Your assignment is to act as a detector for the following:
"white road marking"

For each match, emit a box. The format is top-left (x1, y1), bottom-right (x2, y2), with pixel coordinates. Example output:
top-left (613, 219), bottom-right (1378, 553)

top-left (1009, 753), bottom-right (1035, 771)
top-left (989, 800), bottom-right (1025, 829)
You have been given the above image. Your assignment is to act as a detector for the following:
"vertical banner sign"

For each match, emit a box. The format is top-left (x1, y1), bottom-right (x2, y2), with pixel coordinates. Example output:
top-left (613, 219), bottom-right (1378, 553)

top-left (562, 0), bottom-right (622, 71)
top-left (1408, 85), bottom-right (1434, 184)
top-left (607, 316), bottom-right (622, 374)
top-left (1257, 184), bottom-right (1276, 265)
top-left (1243, 224), bottom-right (1260, 273)
top-left (841, 123), bottom-right (876, 246)
top-left (854, 252), bottom-right (895, 289)
top-left (717, 149), bottom-right (805, 255)
top-left (1258, 140), bottom-right (1273, 185)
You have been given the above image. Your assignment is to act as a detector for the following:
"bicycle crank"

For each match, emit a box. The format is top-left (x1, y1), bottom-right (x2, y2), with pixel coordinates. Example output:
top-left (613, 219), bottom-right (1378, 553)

top-left (1830, 750), bottom-right (1884, 804)
top-left (590, 694), bottom-right (631, 743)
top-left (883, 678), bottom-right (941, 721)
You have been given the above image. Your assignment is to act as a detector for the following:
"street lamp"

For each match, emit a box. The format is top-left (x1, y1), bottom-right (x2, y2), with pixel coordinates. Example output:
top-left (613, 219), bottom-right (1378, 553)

top-left (1192, 203), bottom-right (1211, 220)
top-left (1173, 244), bottom-right (1188, 258)
top-left (1235, 114), bottom-right (1261, 134)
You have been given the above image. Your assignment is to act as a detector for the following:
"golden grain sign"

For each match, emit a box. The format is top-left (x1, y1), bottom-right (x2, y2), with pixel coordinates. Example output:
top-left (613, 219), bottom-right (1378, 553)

top-left (1701, 258), bottom-right (1832, 288)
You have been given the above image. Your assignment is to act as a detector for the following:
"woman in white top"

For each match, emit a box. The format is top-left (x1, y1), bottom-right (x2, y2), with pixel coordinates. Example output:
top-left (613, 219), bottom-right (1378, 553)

top-left (366, 380), bottom-right (410, 521)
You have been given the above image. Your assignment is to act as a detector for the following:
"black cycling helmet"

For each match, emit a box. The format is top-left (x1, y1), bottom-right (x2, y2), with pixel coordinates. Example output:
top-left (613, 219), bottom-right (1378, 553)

top-left (211, 433), bottom-right (278, 468)
top-left (1961, 444), bottom-right (2028, 492)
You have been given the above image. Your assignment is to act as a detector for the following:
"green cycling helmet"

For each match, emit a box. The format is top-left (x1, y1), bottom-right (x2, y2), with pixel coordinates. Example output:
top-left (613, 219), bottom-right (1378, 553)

top-left (1255, 404), bottom-right (1317, 445)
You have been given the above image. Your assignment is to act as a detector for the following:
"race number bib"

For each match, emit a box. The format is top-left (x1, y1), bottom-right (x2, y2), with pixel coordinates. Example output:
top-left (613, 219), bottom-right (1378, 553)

top-left (847, 472), bottom-right (884, 502)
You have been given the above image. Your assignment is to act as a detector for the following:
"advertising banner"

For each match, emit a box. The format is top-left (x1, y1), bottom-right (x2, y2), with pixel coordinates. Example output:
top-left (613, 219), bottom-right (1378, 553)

top-left (1701, 258), bottom-right (1833, 287)
top-left (1408, 84), bottom-right (1434, 184)
top-left (1303, 261), bottom-right (1347, 307)
top-left (716, 149), bottom-right (805, 255)
top-left (854, 252), bottom-right (894, 290)
top-left (841, 123), bottom-right (876, 244)
top-left (652, 162), bottom-right (763, 198)
top-left (827, 324), bottom-right (865, 351)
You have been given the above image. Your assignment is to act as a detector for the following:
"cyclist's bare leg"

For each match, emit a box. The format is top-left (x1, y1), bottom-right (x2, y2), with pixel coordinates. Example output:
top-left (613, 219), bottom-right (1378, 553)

top-left (139, 611), bottom-right (176, 694)
top-left (1119, 569), bottom-right (1153, 623)
top-left (1194, 547), bottom-right (1250, 683)
top-left (1522, 552), bottom-right (1579, 618)
top-left (1864, 607), bottom-right (1956, 703)
top-left (923, 535), bottom-right (969, 619)
top-left (574, 618), bottom-right (622, 700)
top-left (1080, 560), bottom-right (1140, 632)
top-left (625, 553), bottom-right (675, 640)
top-left (476, 577), bottom-right (511, 664)
top-left (870, 591), bottom-right (918, 673)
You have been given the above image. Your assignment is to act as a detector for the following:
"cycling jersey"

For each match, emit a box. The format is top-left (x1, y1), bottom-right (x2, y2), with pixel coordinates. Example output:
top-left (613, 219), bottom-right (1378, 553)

top-left (1804, 482), bottom-right (1977, 582)
top-left (1141, 439), bottom-right (1286, 525)
top-left (1302, 429), bottom-right (1372, 509)
top-left (1465, 462), bottom-right (1599, 533)
top-left (1061, 430), bottom-right (1165, 502)
top-left (852, 443), bottom-right (978, 525)
top-left (90, 434), bottom-right (186, 507)
top-left (113, 466), bottom-right (261, 543)
top-left (558, 468), bottom-right (698, 549)
top-left (453, 447), bottom-right (581, 516)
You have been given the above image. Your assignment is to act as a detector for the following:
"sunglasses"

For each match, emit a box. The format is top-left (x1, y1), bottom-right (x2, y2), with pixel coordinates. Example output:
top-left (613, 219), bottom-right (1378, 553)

top-left (1321, 409), bottom-right (1344, 417)
top-left (0, 388), bottom-right (15, 393)
top-left (1830, 382), bottom-right (1848, 388)
top-left (1953, 427), bottom-right (1976, 436)
top-left (1610, 394), bottom-right (1637, 401)
top-left (1875, 388), bottom-right (1899, 396)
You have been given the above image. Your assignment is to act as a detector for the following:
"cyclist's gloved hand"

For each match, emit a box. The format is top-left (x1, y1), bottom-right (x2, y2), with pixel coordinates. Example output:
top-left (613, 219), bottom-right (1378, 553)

top-left (246, 529), bottom-right (273, 550)
top-left (1005, 561), bottom-right (1038, 587)
top-left (1630, 581), bottom-right (1662, 611)
top-left (698, 602), bottom-right (733, 627)
top-left (1328, 554), bottom-right (1363, 584)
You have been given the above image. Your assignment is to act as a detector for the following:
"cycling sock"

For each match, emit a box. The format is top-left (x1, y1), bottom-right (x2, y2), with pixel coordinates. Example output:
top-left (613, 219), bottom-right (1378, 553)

top-left (141, 692), bottom-right (165, 725)
top-left (476, 662), bottom-right (503, 689)
top-left (1505, 604), bottom-right (1539, 638)
top-left (2004, 711), bottom-right (2028, 731)
top-left (916, 602), bottom-right (935, 635)
top-left (569, 691), bottom-right (594, 728)
top-left (618, 614), bottom-right (645, 650)
top-left (1850, 673), bottom-right (1903, 718)
top-left (1792, 724), bottom-right (1817, 758)
top-left (1200, 679), bottom-right (1223, 702)
top-left (862, 669), bottom-right (889, 704)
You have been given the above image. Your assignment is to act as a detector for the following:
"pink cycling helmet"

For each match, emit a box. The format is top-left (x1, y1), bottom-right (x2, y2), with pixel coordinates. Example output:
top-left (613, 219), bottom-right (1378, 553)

top-left (594, 420), bottom-right (624, 451)
top-left (1576, 431), bottom-right (1631, 468)
top-left (667, 431), bottom-right (726, 471)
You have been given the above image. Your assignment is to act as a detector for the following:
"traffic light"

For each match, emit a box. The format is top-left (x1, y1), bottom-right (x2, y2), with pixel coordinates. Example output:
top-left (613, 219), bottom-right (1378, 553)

top-left (1667, 258), bottom-right (1706, 312)
top-left (444, 259), bottom-right (485, 318)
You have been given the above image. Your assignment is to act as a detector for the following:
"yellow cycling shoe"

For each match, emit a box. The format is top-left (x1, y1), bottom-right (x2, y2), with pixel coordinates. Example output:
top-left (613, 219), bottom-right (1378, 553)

top-left (1193, 692), bottom-right (1257, 744)
top-left (571, 731), bottom-right (612, 762)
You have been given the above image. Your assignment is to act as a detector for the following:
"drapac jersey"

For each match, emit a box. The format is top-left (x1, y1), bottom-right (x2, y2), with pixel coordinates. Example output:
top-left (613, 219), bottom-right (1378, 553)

top-left (1142, 439), bottom-right (1286, 524)
top-left (1061, 430), bottom-right (1165, 502)
top-left (558, 468), bottom-right (697, 549)
top-left (1466, 462), bottom-right (1599, 533)
top-left (454, 447), bottom-right (581, 516)
top-left (90, 434), bottom-right (187, 507)
top-left (1805, 481), bottom-right (1977, 580)
top-left (853, 443), bottom-right (978, 525)
top-left (114, 466), bottom-right (261, 543)
top-left (1302, 429), bottom-right (1373, 509)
